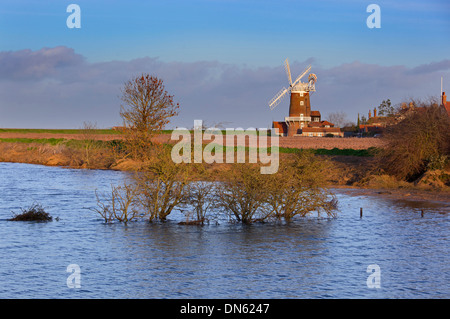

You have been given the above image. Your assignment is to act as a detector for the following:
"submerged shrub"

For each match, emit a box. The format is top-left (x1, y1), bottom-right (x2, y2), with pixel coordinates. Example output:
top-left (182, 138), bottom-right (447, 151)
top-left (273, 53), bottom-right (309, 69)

top-left (134, 145), bottom-right (191, 222)
top-left (265, 151), bottom-right (338, 221)
top-left (9, 203), bottom-right (52, 222)
top-left (91, 147), bottom-right (338, 224)
top-left (216, 151), bottom-right (338, 223)
top-left (93, 144), bottom-right (192, 223)
top-left (181, 181), bottom-right (219, 225)
top-left (216, 163), bottom-right (273, 224)
top-left (93, 183), bottom-right (141, 223)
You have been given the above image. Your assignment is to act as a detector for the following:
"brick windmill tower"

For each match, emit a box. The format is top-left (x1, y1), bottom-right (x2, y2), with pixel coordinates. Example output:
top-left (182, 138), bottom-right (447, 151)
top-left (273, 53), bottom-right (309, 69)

top-left (269, 59), bottom-right (317, 136)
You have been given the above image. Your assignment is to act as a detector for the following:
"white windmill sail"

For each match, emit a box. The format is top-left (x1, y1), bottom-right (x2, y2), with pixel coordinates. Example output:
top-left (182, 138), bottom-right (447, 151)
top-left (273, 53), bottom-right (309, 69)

top-left (268, 87), bottom-right (289, 110)
top-left (284, 59), bottom-right (292, 86)
top-left (268, 58), bottom-right (313, 110)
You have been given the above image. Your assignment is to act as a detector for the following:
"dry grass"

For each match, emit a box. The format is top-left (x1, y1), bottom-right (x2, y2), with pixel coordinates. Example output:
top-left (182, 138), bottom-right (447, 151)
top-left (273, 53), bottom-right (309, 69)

top-left (378, 104), bottom-right (450, 181)
top-left (0, 141), bottom-right (117, 169)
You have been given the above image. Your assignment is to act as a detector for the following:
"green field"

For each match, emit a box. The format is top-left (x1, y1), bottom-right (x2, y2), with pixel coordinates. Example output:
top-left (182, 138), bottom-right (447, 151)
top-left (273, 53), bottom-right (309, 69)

top-left (0, 128), bottom-right (269, 135)
top-left (0, 137), bottom-right (378, 157)
top-left (0, 128), bottom-right (122, 135)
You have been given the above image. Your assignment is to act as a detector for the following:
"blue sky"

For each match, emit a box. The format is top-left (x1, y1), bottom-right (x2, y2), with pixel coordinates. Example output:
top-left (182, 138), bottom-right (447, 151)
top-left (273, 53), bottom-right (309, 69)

top-left (0, 0), bottom-right (449, 128)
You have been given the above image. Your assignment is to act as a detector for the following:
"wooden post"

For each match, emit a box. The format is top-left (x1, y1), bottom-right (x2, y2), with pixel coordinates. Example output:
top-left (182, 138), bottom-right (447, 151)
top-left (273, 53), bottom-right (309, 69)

top-left (421, 210), bottom-right (424, 218)
top-left (360, 207), bottom-right (363, 218)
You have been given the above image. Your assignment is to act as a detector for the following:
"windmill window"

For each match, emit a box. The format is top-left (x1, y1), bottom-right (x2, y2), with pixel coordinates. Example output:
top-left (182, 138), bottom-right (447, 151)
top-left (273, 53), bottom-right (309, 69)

top-left (300, 101), bottom-right (304, 106)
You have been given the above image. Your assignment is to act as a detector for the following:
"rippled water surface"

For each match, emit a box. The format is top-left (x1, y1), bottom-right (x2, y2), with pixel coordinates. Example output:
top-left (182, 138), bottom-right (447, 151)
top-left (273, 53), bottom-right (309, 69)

top-left (0, 162), bottom-right (448, 298)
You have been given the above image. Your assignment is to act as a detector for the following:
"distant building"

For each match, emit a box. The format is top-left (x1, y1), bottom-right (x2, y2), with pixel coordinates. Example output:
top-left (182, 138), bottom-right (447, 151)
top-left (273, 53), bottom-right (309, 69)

top-left (301, 126), bottom-right (343, 137)
top-left (441, 92), bottom-right (450, 117)
top-left (358, 107), bottom-right (386, 134)
top-left (359, 124), bottom-right (384, 134)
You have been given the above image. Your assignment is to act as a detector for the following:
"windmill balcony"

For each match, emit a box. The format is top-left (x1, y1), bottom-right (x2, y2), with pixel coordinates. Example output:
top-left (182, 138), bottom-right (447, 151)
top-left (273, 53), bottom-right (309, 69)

top-left (285, 116), bottom-right (311, 123)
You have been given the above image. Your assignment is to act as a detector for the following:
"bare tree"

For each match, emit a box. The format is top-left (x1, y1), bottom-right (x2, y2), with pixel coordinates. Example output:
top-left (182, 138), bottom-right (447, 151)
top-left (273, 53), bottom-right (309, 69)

top-left (327, 111), bottom-right (348, 128)
top-left (80, 121), bottom-right (98, 167)
top-left (93, 183), bottom-right (141, 223)
top-left (120, 74), bottom-right (179, 158)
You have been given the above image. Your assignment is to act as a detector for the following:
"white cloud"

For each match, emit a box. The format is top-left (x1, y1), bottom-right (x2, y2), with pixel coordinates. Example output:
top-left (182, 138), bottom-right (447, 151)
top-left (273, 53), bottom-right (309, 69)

top-left (0, 46), bottom-right (448, 128)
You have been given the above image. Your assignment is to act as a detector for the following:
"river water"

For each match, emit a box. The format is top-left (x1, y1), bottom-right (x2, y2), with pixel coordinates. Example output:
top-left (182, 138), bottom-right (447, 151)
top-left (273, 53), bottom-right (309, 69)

top-left (0, 162), bottom-right (448, 299)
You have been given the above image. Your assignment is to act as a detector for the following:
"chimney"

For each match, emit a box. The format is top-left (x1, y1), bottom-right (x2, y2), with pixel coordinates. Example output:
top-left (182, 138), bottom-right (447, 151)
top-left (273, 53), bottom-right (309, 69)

top-left (443, 92), bottom-right (447, 106)
top-left (374, 108), bottom-right (377, 117)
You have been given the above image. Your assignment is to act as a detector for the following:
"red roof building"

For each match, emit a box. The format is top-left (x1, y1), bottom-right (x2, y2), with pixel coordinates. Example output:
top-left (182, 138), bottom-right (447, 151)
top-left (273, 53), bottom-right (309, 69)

top-left (359, 124), bottom-right (383, 134)
top-left (320, 120), bottom-right (334, 127)
top-left (272, 121), bottom-right (288, 136)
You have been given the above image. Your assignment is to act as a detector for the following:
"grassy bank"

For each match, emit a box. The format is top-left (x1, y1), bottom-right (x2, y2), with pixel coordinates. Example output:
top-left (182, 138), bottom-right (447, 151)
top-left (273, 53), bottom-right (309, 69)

top-left (0, 138), bottom-right (66, 145)
top-left (0, 137), bottom-right (377, 181)
top-left (0, 135), bottom-right (448, 193)
top-left (279, 146), bottom-right (378, 157)
top-left (0, 137), bottom-right (119, 148)
top-left (0, 137), bottom-right (378, 157)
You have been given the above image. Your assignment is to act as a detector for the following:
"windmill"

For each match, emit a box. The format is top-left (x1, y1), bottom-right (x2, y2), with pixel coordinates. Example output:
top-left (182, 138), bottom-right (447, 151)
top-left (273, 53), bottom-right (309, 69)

top-left (269, 58), bottom-right (317, 110)
top-left (269, 58), bottom-right (318, 136)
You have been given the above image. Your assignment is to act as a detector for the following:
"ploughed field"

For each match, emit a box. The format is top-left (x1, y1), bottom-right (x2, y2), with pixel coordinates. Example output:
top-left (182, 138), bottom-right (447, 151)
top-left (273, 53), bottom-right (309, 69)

top-left (0, 130), bottom-right (385, 150)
